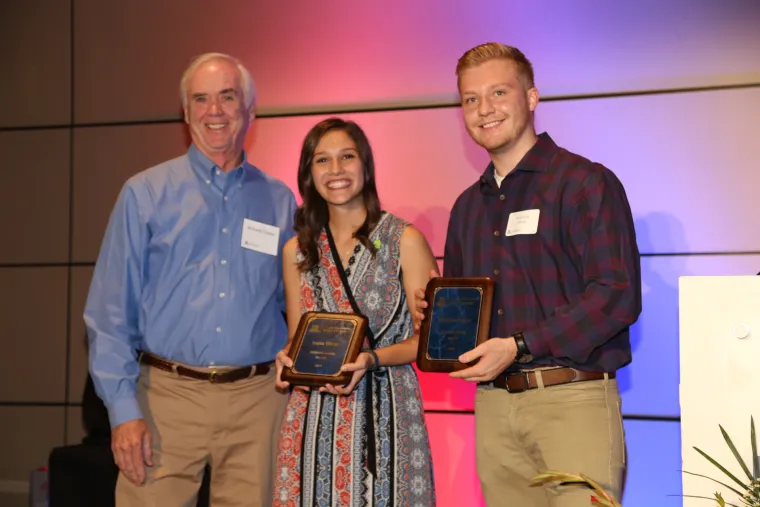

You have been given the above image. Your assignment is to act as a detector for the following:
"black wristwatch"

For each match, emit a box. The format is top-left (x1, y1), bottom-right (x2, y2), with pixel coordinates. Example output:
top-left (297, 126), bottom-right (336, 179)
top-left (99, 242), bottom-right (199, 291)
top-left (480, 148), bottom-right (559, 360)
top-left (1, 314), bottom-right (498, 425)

top-left (513, 332), bottom-right (533, 364)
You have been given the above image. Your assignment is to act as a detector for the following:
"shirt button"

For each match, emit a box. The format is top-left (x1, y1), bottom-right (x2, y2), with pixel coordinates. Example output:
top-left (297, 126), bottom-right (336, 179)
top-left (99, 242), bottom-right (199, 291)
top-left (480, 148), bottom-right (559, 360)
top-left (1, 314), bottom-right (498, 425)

top-left (221, 259), bottom-right (227, 265)
top-left (493, 230), bottom-right (500, 236)
top-left (222, 227), bottom-right (228, 234)
top-left (497, 309), bottom-right (504, 315)
top-left (493, 268), bottom-right (500, 275)
top-left (216, 327), bottom-right (222, 333)
top-left (223, 196), bottom-right (229, 201)
top-left (219, 292), bottom-right (226, 298)
top-left (205, 179), bottom-right (211, 185)
top-left (216, 169), bottom-right (222, 175)
top-left (209, 361), bottom-right (215, 366)
top-left (499, 195), bottom-right (505, 201)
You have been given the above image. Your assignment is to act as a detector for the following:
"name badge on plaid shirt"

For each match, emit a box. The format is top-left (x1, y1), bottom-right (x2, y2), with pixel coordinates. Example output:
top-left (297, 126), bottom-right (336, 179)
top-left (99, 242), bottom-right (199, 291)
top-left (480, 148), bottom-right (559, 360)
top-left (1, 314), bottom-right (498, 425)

top-left (506, 209), bottom-right (540, 236)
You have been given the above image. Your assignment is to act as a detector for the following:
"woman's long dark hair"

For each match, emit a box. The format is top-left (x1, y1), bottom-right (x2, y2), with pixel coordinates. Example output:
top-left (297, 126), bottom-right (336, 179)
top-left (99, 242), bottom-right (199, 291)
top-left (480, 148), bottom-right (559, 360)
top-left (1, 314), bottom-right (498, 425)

top-left (294, 118), bottom-right (382, 271)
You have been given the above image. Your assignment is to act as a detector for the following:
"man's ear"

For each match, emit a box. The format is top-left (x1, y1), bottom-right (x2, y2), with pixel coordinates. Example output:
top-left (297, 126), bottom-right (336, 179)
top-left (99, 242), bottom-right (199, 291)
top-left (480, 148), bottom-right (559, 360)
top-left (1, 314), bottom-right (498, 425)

top-left (183, 106), bottom-right (189, 124)
top-left (527, 87), bottom-right (540, 112)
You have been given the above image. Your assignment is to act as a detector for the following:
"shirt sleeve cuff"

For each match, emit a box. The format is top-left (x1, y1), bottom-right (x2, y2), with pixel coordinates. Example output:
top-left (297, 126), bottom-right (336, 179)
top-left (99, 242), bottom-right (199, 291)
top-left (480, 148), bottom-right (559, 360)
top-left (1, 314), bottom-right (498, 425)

top-left (107, 396), bottom-right (143, 429)
top-left (521, 328), bottom-right (550, 360)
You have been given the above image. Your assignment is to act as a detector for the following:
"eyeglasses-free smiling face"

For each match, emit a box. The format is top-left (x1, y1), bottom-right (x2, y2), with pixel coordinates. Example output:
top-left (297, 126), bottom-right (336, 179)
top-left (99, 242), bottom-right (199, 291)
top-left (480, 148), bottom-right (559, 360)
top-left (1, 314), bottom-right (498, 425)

top-left (459, 58), bottom-right (538, 156)
top-left (311, 129), bottom-right (366, 209)
top-left (183, 58), bottom-right (252, 168)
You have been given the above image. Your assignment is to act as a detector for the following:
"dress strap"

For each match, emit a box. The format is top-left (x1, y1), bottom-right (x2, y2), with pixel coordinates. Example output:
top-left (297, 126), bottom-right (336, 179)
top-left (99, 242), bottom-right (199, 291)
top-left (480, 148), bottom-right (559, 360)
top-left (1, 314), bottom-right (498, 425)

top-left (324, 226), bottom-right (377, 349)
top-left (324, 225), bottom-right (380, 480)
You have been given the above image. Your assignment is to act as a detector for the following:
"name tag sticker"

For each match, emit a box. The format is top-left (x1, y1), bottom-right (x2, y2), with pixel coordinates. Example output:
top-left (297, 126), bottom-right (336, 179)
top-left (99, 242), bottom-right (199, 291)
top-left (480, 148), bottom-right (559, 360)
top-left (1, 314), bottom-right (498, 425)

top-left (241, 219), bottom-right (280, 256)
top-left (505, 209), bottom-right (540, 237)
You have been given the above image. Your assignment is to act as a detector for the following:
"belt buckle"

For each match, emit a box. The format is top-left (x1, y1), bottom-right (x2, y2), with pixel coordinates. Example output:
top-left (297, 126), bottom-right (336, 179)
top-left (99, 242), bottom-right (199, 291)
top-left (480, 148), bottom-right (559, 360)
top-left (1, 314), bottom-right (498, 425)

top-left (209, 370), bottom-right (218, 383)
top-left (505, 371), bottom-right (530, 393)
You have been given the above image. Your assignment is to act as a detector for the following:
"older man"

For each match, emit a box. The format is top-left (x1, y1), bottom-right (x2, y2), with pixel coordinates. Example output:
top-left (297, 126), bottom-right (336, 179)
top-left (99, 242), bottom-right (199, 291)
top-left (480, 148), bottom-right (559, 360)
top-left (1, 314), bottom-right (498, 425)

top-left (85, 53), bottom-right (297, 506)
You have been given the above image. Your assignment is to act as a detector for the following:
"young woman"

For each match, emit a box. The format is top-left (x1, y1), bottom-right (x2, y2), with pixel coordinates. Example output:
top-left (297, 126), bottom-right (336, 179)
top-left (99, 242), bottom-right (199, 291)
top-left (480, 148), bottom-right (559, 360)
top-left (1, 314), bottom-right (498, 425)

top-left (273, 118), bottom-right (437, 506)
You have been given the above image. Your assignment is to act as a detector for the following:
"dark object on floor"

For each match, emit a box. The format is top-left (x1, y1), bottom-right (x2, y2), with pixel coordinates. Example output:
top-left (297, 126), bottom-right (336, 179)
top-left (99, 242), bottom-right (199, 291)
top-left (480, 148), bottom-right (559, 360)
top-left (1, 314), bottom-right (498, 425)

top-left (48, 374), bottom-right (210, 507)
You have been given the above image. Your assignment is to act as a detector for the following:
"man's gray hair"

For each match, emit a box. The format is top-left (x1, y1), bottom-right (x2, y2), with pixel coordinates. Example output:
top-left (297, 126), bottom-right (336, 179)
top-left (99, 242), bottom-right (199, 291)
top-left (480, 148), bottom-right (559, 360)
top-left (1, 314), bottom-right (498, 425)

top-left (180, 52), bottom-right (256, 110)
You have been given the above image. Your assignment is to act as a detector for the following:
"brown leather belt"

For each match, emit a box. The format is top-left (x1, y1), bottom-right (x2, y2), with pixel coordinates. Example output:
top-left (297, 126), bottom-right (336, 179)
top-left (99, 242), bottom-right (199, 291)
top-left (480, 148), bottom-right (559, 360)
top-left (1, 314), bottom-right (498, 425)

top-left (138, 351), bottom-right (271, 384)
top-left (492, 367), bottom-right (614, 393)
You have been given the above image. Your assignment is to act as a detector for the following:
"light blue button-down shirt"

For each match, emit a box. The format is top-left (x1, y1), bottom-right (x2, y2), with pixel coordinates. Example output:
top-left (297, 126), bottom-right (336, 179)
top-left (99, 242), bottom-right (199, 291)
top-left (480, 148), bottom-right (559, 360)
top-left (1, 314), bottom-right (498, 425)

top-left (84, 144), bottom-right (297, 428)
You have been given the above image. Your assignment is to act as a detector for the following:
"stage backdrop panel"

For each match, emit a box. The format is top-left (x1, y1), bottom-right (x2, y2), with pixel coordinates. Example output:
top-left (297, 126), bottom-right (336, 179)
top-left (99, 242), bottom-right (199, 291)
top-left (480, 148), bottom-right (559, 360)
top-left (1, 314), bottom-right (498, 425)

top-left (0, 130), bottom-right (71, 264)
top-left (621, 419), bottom-right (683, 506)
top-left (68, 266), bottom-right (95, 403)
top-left (425, 413), bottom-right (484, 507)
top-left (0, 0), bottom-right (71, 128)
top-left (73, 0), bottom-right (760, 123)
top-left (0, 407), bottom-right (65, 481)
top-left (0, 268), bottom-right (68, 403)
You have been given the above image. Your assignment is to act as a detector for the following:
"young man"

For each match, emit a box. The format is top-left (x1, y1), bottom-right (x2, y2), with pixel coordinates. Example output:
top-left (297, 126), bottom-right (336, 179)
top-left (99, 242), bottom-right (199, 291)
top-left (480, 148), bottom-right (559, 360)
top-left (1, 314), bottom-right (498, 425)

top-left (424, 43), bottom-right (641, 506)
top-left (85, 53), bottom-right (297, 506)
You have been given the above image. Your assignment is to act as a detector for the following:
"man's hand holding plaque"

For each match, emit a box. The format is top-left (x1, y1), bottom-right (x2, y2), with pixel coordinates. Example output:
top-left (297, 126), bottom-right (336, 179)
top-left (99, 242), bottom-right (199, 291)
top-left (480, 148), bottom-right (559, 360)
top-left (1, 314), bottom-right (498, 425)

top-left (280, 312), bottom-right (368, 387)
top-left (416, 277), bottom-right (494, 372)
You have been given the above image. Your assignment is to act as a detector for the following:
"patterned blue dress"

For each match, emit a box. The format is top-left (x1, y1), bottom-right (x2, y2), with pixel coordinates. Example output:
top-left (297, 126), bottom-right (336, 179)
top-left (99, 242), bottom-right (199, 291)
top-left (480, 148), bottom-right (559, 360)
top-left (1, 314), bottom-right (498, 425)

top-left (273, 212), bottom-right (436, 507)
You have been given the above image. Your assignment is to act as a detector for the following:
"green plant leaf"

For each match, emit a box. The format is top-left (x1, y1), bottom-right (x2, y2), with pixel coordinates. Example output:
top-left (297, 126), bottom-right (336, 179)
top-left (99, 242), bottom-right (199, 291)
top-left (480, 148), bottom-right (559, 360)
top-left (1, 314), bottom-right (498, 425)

top-left (751, 416), bottom-right (758, 480)
top-left (680, 470), bottom-right (745, 497)
top-left (720, 425), bottom-right (754, 482)
top-left (679, 494), bottom-right (739, 507)
top-left (694, 446), bottom-right (749, 490)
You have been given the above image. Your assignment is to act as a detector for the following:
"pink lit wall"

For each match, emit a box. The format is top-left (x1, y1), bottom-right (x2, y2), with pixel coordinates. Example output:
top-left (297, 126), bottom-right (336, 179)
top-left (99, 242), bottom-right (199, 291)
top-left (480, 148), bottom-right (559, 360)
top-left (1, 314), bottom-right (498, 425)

top-left (2, 0), bottom-right (760, 506)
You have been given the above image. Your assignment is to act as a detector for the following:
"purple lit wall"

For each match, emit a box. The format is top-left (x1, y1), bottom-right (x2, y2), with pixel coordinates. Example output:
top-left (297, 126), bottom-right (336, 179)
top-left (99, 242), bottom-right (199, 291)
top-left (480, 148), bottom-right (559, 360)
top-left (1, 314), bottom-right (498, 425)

top-left (1, 0), bottom-right (759, 505)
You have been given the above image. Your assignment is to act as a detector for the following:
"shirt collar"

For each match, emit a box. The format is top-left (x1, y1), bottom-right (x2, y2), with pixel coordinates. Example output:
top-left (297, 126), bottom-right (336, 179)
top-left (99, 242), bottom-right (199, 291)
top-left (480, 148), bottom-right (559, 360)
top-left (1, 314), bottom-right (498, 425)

top-left (188, 143), bottom-right (249, 183)
top-left (479, 132), bottom-right (557, 186)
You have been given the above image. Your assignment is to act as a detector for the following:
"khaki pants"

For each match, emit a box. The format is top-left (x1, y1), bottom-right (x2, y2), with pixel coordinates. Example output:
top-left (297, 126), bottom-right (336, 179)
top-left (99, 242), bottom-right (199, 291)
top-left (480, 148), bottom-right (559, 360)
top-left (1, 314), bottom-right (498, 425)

top-left (475, 375), bottom-right (626, 507)
top-left (116, 362), bottom-right (288, 507)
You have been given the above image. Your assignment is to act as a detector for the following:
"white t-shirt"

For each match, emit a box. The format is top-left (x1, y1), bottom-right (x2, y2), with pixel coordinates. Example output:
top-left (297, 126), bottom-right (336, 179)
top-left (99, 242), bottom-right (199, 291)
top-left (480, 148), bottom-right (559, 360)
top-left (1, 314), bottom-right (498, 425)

top-left (494, 171), bottom-right (506, 188)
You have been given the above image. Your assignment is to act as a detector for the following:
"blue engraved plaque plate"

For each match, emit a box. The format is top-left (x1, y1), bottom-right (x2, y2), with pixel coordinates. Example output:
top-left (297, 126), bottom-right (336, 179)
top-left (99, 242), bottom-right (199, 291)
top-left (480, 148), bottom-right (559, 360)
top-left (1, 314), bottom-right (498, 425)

top-left (427, 287), bottom-right (483, 360)
top-left (293, 318), bottom-right (355, 376)
top-left (417, 277), bottom-right (494, 373)
top-left (283, 312), bottom-right (368, 386)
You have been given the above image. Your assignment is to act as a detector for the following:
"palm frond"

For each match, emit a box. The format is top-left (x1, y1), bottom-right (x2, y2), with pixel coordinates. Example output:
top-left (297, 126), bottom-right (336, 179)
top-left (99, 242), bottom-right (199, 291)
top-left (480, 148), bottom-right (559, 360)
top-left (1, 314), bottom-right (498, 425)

top-left (695, 446), bottom-right (749, 490)
top-left (679, 493), bottom-right (740, 507)
top-left (680, 470), bottom-right (745, 497)
top-left (720, 424), bottom-right (754, 482)
top-left (751, 416), bottom-right (758, 480)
